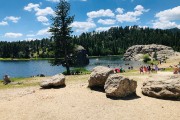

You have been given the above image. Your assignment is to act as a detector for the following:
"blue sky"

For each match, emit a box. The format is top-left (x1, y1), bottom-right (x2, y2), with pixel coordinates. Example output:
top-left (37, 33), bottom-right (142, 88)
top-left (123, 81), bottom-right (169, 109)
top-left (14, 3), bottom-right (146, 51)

top-left (0, 0), bottom-right (179, 41)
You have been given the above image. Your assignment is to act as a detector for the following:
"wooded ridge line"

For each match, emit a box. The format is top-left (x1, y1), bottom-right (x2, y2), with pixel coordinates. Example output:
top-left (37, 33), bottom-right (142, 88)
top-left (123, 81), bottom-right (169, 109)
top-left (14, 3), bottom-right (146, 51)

top-left (0, 26), bottom-right (179, 58)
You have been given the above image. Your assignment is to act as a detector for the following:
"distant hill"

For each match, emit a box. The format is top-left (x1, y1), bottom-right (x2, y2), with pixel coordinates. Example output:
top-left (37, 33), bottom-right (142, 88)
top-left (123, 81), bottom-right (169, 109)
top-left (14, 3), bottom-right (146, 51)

top-left (0, 26), bottom-right (180, 58)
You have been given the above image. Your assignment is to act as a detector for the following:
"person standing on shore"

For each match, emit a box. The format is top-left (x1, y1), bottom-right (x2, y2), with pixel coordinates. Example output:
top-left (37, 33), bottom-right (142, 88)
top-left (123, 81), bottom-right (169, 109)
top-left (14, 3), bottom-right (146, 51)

top-left (140, 66), bottom-right (143, 74)
top-left (155, 65), bottom-right (158, 73)
top-left (147, 65), bottom-right (151, 74)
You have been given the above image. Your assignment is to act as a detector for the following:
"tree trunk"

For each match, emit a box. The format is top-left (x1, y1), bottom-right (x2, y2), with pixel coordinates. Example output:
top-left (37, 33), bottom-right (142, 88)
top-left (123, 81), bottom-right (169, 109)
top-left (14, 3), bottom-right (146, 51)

top-left (66, 65), bottom-right (70, 75)
top-left (65, 47), bottom-right (70, 75)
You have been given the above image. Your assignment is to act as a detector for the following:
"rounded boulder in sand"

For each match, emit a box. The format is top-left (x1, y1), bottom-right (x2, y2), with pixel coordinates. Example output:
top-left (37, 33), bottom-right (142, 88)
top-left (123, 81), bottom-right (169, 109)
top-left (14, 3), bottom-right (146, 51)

top-left (142, 75), bottom-right (180, 99)
top-left (104, 74), bottom-right (137, 98)
top-left (40, 74), bottom-right (65, 88)
top-left (88, 66), bottom-right (114, 87)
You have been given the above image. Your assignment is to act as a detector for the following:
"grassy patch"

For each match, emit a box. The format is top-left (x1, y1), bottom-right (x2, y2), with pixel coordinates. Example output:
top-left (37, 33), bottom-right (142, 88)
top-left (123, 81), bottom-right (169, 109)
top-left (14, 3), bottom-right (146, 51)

top-left (0, 58), bottom-right (55, 61)
top-left (147, 60), bottom-right (159, 65)
top-left (66, 74), bottom-right (89, 83)
top-left (63, 67), bottom-right (91, 75)
top-left (164, 67), bottom-right (174, 72)
top-left (0, 77), bottom-right (43, 90)
top-left (31, 58), bottom-right (54, 60)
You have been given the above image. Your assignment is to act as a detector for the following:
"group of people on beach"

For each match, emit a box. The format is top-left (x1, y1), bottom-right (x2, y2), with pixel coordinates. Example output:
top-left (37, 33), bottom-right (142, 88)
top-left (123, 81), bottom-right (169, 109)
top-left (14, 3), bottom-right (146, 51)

top-left (139, 64), bottom-right (158, 74)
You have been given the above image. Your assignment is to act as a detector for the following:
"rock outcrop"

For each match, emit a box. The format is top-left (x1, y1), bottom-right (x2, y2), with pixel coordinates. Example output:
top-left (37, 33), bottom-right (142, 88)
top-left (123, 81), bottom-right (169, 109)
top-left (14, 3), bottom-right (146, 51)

top-left (123, 44), bottom-right (175, 61)
top-left (104, 74), bottom-right (137, 98)
top-left (88, 66), bottom-right (114, 87)
top-left (142, 75), bottom-right (180, 99)
top-left (40, 74), bottom-right (65, 88)
top-left (74, 45), bottom-right (89, 66)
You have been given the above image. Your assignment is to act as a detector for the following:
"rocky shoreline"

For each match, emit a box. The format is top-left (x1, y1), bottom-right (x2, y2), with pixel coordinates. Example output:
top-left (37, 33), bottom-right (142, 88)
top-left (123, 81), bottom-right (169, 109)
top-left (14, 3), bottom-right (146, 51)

top-left (123, 44), bottom-right (175, 61)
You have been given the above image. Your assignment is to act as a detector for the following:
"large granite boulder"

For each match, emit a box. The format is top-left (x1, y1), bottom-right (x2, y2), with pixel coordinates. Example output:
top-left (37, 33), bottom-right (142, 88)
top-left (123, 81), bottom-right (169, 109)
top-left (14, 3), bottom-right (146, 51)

top-left (88, 66), bottom-right (114, 87)
top-left (40, 74), bottom-right (65, 88)
top-left (123, 44), bottom-right (175, 61)
top-left (104, 74), bottom-right (137, 98)
top-left (142, 75), bottom-right (180, 99)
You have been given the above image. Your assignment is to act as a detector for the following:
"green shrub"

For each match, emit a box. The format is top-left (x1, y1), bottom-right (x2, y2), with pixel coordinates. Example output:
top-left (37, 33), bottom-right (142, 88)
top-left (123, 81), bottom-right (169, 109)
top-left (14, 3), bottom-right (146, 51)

top-left (147, 60), bottom-right (159, 65)
top-left (63, 67), bottom-right (90, 75)
top-left (143, 54), bottom-right (151, 63)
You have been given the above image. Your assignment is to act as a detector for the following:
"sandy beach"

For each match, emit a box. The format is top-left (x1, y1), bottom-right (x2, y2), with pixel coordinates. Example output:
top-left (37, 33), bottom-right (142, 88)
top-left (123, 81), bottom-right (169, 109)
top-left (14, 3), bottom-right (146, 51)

top-left (0, 54), bottom-right (180, 120)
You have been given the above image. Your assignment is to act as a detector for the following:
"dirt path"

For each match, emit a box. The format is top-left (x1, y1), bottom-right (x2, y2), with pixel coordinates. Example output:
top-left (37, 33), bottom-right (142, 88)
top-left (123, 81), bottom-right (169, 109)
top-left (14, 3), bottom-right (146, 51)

top-left (0, 72), bottom-right (179, 120)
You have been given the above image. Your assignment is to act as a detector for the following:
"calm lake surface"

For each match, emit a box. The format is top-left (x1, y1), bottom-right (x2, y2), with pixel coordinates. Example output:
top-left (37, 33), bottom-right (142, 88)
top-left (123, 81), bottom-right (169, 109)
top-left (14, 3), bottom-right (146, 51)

top-left (0, 56), bottom-right (146, 78)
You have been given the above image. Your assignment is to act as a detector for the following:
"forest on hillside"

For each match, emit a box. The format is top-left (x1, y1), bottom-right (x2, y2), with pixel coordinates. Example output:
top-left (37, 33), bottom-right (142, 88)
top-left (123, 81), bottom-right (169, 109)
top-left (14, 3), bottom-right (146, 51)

top-left (0, 26), bottom-right (180, 58)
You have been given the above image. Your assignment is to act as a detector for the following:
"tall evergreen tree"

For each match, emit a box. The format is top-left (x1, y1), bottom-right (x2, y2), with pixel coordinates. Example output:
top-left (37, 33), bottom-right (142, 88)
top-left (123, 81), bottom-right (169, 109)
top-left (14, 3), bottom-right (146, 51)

top-left (49, 0), bottom-right (74, 75)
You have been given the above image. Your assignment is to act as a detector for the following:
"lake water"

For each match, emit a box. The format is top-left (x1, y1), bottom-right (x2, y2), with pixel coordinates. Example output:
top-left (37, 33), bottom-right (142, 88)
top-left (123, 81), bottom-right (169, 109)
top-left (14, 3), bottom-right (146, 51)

top-left (0, 56), bottom-right (146, 78)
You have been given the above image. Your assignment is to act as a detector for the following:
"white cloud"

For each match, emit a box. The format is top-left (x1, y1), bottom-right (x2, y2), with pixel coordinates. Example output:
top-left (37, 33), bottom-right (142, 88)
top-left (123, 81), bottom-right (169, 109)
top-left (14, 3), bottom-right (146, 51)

top-left (155, 6), bottom-right (180, 21)
top-left (24, 3), bottom-right (54, 26)
top-left (26, 34), bottom-right (36, 37)
top-left (4, 16), bottom-right (21, 23)
top-left (37, 27), bottom-right (51, 36)
top-left (25, 38), bottom-right (38, 41)
top-left (0, 21), bottom-right (8, 26)
top-left (46, 0), bottom-right (87, 2)
top-left (4, 33), bottom-right (23, 38)
top-left (153, 20), bottom-right (180, 29)
top-left (116, 5), bottom-right (149, 23)
top-left (46, 0), bottom-right (60, 2)
top-left (35, 7), bottom-right (55, 16)
top-left (135, 5), bottom-right (149, 12)
top-left (87, 9), bottom-right (115, 19)
top-left (97, 19), bottom-right (116, 25)
top-left (37, 16), bottom-right (48, 22)
top-left (24, 3), bottom-right (54, 16)
top-left (152, 6), bottom-right (180, 29)
top-left (116, 8), bottom-right (124, 14)
top-left (70, 21), bottom-right (96, 32)
top-left (24, 3), bottom-right (40, 11)
top-left (95, 27), bottom-right (112, 32)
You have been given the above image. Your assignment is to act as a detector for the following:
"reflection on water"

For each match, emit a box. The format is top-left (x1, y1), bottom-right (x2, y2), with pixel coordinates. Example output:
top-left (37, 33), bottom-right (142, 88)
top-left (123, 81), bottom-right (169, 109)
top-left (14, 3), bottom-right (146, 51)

top-left (0, 56), bottom-right (146, 78)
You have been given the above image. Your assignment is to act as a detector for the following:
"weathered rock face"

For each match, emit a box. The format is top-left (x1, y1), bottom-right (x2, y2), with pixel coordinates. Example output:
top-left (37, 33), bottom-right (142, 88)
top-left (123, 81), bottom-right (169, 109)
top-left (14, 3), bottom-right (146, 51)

top-left (142, 75), bottom-right (180, 99)
top-left (104, 74), bottom-right (137, 98)
top-left (88, 66), bottom-right (114, 87)
top-left (74, 45), bottom-right (89, 66)
top-left (123, 44), bottom-right (175, 61)
top-left (40, 74), bottom-right (65, 88)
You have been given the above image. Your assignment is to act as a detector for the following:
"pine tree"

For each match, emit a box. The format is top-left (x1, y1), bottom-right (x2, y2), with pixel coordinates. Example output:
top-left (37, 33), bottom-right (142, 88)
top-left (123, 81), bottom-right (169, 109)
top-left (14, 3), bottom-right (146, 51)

top-left (49, 0), bottom-right (74, 75)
